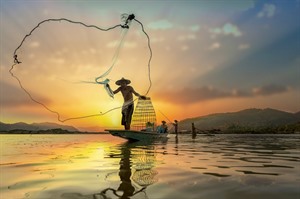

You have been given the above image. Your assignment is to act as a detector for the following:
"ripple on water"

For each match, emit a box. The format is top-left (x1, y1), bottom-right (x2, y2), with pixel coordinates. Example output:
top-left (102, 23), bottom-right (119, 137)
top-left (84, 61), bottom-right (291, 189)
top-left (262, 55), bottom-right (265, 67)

top-left (235, 170), bottom-right (280, 176)
top-left (203, 172), bottom-right (231, 177)
top-left (190, 167), bottom-right (207, 170)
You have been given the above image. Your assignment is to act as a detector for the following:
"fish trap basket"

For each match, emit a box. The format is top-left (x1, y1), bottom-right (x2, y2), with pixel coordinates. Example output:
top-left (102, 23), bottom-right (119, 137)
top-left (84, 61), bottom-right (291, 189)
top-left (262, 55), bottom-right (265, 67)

top-left (131, 97), bottom-right (157, 131)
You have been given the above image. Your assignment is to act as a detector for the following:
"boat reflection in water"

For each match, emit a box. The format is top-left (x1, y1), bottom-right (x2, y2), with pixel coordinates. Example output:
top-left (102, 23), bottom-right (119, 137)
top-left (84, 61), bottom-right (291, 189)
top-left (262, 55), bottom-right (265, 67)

top-left (94, 140), bottom-right (161, 199)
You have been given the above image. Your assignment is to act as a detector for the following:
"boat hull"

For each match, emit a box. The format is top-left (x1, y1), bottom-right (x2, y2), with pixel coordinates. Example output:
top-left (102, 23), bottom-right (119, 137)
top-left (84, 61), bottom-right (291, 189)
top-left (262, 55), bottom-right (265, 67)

top-left (105, 129), bottom-right (168, 141)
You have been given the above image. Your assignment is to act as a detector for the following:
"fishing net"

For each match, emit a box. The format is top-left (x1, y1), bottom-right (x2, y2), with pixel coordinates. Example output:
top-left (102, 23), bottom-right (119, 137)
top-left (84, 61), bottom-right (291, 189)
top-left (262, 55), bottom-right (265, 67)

top-left (9, 14), bottom-right (153, 127)
top-left (131, 97), bottom-right (157, 131)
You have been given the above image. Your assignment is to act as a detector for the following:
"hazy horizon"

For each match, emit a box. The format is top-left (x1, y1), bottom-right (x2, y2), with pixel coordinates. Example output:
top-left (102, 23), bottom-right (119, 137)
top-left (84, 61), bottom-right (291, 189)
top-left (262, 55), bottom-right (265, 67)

top-left (1, 107), bottom-right (299, 132)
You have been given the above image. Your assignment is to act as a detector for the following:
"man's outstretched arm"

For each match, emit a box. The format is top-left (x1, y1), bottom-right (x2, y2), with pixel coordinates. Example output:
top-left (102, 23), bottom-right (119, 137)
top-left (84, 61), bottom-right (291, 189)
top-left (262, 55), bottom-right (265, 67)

top-left (131, 87), bottom-right (146, 99)
top-left (113, 87), bottom-right (121, 94)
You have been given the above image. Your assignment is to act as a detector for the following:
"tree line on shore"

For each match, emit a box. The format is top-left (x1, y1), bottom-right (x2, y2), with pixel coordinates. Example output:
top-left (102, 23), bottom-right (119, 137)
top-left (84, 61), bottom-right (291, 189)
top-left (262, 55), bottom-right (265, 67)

top-left (177, 122), bottom-right (300, 134)
top-left (220, 122), bottom-right (300, 134)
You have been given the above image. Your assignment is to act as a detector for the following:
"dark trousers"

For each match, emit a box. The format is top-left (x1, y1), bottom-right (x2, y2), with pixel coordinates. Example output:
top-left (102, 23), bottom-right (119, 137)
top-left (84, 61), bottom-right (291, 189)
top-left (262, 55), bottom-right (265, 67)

top-left (121, 104), bottom-right (134, 130)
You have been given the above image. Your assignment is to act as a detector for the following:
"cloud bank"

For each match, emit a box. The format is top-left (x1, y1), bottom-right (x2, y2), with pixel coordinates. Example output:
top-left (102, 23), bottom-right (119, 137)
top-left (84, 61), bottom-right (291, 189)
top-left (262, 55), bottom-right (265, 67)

top-left (154, 84), bottom-right (290, 104)
top-left (0, 81), bottom-right (51, 107)
top-left (257, 4), bottom-right (276, 18)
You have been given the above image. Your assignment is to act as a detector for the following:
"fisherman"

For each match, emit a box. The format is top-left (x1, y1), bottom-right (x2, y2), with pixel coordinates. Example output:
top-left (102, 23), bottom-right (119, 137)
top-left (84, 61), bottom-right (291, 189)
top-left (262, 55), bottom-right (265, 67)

top-left (112, 77), bottom-right (146, 130)
top-left (192, 122), bottom-right (197, 139)
top-left (157, 120), bottom-right (168, 133)
top-left (173, 120), bottom-right (178, 135)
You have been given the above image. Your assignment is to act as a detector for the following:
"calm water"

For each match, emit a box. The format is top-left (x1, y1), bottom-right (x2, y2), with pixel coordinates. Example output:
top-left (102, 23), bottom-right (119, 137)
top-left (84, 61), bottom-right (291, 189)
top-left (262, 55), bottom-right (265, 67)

top-left (0, 134), bottom-right (299, 199)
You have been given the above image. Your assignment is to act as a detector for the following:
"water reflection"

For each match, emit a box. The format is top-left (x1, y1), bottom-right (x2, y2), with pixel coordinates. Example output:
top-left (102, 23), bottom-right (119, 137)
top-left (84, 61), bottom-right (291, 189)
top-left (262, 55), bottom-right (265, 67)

top-left (95, 140), bottom-right (159, 199)
top-left (168, 134), bottom-right (300, 176)
top-left (1, 134), bottom-right (299, 199)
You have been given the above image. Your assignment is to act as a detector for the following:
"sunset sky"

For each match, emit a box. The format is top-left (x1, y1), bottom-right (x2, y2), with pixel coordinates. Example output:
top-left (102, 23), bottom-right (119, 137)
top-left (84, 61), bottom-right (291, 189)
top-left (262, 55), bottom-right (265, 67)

top-left (1, 0), bottom-right (299, 131)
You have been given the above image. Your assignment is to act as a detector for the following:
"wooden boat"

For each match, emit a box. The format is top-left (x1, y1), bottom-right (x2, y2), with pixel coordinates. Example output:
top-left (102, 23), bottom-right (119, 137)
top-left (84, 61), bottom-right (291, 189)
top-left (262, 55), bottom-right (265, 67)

top-left (105, 129), bottom-right (168, 141)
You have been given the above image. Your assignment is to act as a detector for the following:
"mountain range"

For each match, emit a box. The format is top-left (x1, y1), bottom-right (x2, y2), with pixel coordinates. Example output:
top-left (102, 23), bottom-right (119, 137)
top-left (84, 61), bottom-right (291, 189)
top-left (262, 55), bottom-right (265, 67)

top-left (178, 108), bottom-right (300, 131)
top-left (0, 122), bottom-right (78, 132)
top-left (1, 108), bottom-right (299, 133)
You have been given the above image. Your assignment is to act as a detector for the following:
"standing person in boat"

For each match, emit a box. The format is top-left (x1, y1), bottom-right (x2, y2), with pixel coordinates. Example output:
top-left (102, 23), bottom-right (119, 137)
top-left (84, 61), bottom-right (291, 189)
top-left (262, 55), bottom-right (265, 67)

top-left (173, 120), bottom-right (178, 135)
top-left (112, 77), bottom-right (146, 130)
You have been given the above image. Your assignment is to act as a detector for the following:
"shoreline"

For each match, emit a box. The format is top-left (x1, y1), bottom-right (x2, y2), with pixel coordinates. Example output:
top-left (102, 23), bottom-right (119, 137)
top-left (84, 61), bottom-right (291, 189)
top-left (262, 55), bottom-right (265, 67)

top-left (1, 131), bottom-right (299, 135)
top-left (0, 131), bottom-right (109, 134)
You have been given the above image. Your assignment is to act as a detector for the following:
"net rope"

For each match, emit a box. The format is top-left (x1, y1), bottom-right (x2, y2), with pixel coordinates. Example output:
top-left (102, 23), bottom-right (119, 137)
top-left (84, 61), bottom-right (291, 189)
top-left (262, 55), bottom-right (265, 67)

top-left (9, 14), bottom-right (153, 122)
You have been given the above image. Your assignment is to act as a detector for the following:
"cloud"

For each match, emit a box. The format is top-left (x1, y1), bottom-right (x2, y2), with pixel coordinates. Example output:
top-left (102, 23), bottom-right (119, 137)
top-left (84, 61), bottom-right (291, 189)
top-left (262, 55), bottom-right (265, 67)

top-left (252, 84), bottom-right (289, 96)
top-left (238, 43), bottom-right (250, 50)
top-left (29, 41), bottom-right (40, 48)
top-left (154, 84), bottom-right (290, 104)
top-left (152, 37), bottom-right (165, 43)
top-left (177, 34), bottom-right (196, 41)
top-left (210, 23), bottom-right (242, 37)
top-left (50, 57), bottom-right (65, 64)
top-left (209, 42), bottom-right (221, 50)
top-left (189, 25), bottom-right (200, 32)
top-left (257, 4), bottom-right (276, 18)
top-left (147, 19), bottom-right (173, 30)
top-left (106, 41), bottom-right (137, 48)
top-left (0, 81), bottom-right (51, 107)
top-left (181, 45), bottom-right (189, 51)
top-left (154, 86), bottom-right (244, 104)
top-left (222, 23), bottom-right (242, 37)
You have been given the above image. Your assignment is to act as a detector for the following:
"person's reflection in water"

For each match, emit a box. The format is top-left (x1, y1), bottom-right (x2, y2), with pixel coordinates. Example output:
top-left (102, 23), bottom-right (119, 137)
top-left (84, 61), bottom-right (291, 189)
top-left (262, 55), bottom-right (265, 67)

top-left (61, 140), bottom-right (166, 199)
top-left (97, 142), bottom-right (150, 199)
top-left (117, 144), bottom-right (135, 199)
top-left (175, 135), bottom-right (179, 155)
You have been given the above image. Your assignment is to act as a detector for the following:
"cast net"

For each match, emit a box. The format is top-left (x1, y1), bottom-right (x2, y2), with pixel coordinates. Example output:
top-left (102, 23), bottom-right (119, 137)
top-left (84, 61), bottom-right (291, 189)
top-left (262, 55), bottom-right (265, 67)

top-left (9, 14), bottom-right (153, 128)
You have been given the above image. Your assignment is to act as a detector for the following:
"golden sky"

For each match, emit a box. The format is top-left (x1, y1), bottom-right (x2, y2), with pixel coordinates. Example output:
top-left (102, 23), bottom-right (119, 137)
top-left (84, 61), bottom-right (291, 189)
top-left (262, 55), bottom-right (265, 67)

top-left (1, 0), bottom-right (299, 131)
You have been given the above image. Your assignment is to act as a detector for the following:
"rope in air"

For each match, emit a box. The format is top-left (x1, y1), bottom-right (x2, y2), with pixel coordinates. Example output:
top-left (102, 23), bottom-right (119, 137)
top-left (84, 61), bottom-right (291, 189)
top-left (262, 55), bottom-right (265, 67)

top-left (9, 14), bottom-right (153, 122)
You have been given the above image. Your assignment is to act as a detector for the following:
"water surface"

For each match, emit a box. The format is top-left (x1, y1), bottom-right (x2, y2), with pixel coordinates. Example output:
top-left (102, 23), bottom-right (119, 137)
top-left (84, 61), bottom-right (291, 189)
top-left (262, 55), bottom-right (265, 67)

top-left (1, 134), bottom-right (299, 199)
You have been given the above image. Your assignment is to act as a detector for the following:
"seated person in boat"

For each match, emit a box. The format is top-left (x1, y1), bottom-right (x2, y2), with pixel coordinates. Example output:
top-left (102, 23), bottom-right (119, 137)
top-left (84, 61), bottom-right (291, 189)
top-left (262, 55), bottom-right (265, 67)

top-left (157, 121), bottom-right (168, 133)
top-left (140, 122), bottom-right (154, 131)
top-left (112, 77), bottom-right (146, 130)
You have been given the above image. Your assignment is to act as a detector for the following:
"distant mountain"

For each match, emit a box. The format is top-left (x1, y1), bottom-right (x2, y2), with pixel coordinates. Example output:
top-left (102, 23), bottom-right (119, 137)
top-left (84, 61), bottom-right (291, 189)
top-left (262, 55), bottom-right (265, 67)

top-left (0, 122), bottom-right (78, 132)
top-left (178, 108), bottom-right (300, 131)
top-left (295, 111), bottom-right (300, 118)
